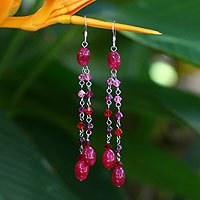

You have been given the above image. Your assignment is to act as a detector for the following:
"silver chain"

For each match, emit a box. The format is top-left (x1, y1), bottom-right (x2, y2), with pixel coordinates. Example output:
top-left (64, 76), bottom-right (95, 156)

top-left (84, 66), bottom-right (93, 142)
top-left (79, 72), bottom-right (85, 154)
top-left (112, 69), bottom-right (122, 162)
top-left (106, 72), bottom-right (114, 144)
top-left (78, 16), bottom-right (93, 153)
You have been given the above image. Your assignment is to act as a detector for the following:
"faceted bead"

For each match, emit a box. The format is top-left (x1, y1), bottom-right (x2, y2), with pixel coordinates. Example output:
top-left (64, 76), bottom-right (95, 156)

top-left (79, 74), bottom-right (85, 81)
top-left (78, 90), bottom-right (85, 98)
top-left (102, 148), bottom-right (116, 170)
top-left (77, 48), bottom-right (91, 66)
top-left (106, 94), bottom-right (113, 101)
top-left (114, 95), bottom-right (122, 103)
top-left (104, 143), bottom-right (112, 149)
top-left (77, 122), bottom-right (85, 130)
top-left (86, 91), bottom-right (93, 98)
top-left (112, 165), bottom-right (125, 187)
top-left (79, 107), bottom-right (85, 113)
top-left (75, 159), bottom-right (89, 181)
top-left (116, 146), bottom-right (122, 153)
top-left (80, 137), bottom-right (85, 143)
top-left (84, 74), bottom-right (92, 81)
top-left (82, 146), bottom-right (96, 166)
top-left (116, 161), bottom-right (123, 167)
top-left (115, 112), bottom-right (123, 120)
top-left (108, 52), bottom-right (121, 70)
top-left (115, 128), bottom-right (123, 136)
top-left (107, 78), bottom-right (114, 86)
top-left (113, 79), bottom-right (121, 87)
top-left (104, 109), bottom-right (112, 117)
top-left (87, 123), bottom-right (94, 130)
top-left (85, 107), bottom-right (93, 115)
top-left (84, 141), bottom-right (91, 146)
top-left (107, 126), bottom-right (113, 133)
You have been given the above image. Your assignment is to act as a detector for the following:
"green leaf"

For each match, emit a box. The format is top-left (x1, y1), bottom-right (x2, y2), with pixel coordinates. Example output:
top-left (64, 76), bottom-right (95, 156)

top-left (95, 0), bottom-right (200, 66)
top-left (9, 62), bottom-right (200, 199)
top-left (125, 81), bottom-right (200, 133)
top-left (125, 137), bottom-right (200, 200)
top-left (16, 117), bottom-right (128, 200)
top-left (0, 113), bottom-right (78, 200)
top-left (1, 1), bottom-right (200, 198)
top-left (14, 93), bottom-right (200, 200)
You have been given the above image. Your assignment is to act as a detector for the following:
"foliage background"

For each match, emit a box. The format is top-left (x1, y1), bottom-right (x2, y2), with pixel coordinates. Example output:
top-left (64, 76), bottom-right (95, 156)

top-left (0, 0), bottom-right (200, 199)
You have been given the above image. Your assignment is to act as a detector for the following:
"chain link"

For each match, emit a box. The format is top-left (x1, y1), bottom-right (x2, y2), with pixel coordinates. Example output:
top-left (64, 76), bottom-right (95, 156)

top-left (111, 69), bottom-right (117, 77)
top-left (107, 133), bottom-right (112, 144)
top-left (78, 74), bottom-right (85, 154)
top-left (115, 77), bottom-right (122, 162)
top-left (85, 66), bottom-right (93, 142)
top-left (105, 74), bottom-right (113, 144)
top-left (78, 16), bottom-right (92, 153)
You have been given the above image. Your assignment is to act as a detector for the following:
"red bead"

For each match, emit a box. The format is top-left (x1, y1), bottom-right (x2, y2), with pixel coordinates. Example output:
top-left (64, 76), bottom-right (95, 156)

top-left (82, 146), bottom-right (96, 166)
top-left (77, 48), bottom-right (91, 66)
top-left (115, 128), bottom-right (123, 136)
top-left (108, 52), bottom-right (121, 70)
top-left (104, 143), bottom-right (112, 149)
top-left (77, 122), bottom-right (85, 130)
top-left (75, 159), bottom-right (89, 181)
top-left (85, 107), bottom-right (93, 115)
top-left (102, 148), bottom-right (116, 170)
top-left (104, 109), bottom-right (112, 117)
top-left (84, 141), bottom-right (91, 146)
top-left (112, 165), bottom-right (125, 187)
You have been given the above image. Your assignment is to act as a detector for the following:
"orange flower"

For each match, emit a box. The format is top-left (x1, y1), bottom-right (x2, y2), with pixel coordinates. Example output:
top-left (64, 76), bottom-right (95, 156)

top-left (0, 0), bottom-right (161, 34)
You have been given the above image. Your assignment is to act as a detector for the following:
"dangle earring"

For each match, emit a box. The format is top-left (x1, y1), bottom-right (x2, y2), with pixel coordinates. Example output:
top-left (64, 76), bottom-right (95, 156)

top-left (103, 21), bottom-right (125, 187)
top-left (75, 16), bottom-right (96, 181)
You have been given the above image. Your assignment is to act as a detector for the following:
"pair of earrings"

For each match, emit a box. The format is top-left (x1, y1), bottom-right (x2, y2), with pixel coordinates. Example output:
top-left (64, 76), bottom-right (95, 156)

top-left (74, 17), bottom-right (125, 187)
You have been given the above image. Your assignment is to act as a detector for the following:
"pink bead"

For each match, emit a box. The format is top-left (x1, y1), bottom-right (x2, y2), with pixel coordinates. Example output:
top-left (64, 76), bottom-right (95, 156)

top-left (115, 112), bottom-right (123, 119)
top-left (79, 107), bottom-right (85, 113)
top-left (115, 112), bottom-right (123, 120)
top-left (77, 48), bottom-right (91, 66)
top-left (107, 78), bottom-right (114, 86)
top-left (86, 91), bottom-right (93, 98)
top-left (78, 90), bottom-right (85, 98)
top-left (79, 74), bottom-right (85, 81)
top-left (112, 165), bottom-right (125, 187)
top-left (75, 159), bottom-right (89, 181)
top-left (108, 52), bottom-right (121, 70)
top-left (113, 79), bottom-right (121, 87)
top-left (106, 94), bottom-right (113, 101)
top-left (116, 146), bottom-right (122, 153)
top-left (102, 148), bottom-right (116, 170)
top-left (114, 95), bottom-right (122, 103)
top-left (84, 74), bottom-right (92, 81)
top-left (82, 146), bottom-right (96, 166)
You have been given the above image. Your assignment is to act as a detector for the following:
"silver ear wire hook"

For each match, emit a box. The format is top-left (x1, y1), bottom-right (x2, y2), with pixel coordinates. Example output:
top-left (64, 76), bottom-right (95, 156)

top-left (82, 15), bottom-right (88, 48)
top-left (111, 20), bottom-right (117, 52)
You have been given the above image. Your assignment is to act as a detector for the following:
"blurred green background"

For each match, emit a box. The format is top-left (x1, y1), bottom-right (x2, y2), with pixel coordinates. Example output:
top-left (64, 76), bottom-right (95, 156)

top-left (1, 0), bottom-right (200, 199)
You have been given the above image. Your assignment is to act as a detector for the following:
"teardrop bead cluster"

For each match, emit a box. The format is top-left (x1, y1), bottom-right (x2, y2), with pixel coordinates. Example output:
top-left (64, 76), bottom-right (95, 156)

top-left (112, 163), bottom-right (125, 187)
top-left (102, 146), bottom-right (116, 170)
top-left (102, 145), bottom-right (125, 187)
top-left (75, 47), bottom-right (96, 181)
top-left (75, 144), bottom-right (96, 181)
top-left (75, 29), bottom-right (125, 187)
top-left (103, 50), bottom-right (125, 187)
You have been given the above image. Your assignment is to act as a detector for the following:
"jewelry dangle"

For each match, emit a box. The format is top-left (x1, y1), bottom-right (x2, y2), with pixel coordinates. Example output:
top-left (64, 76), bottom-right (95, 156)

top-left (103, 21), bottom-right (125, 187)
top-left (75, 16), bottom-right (96, 181)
